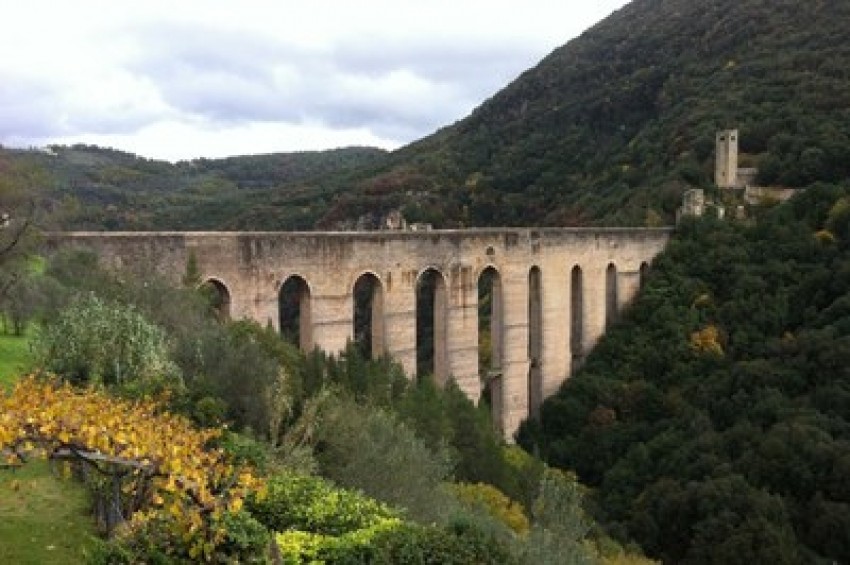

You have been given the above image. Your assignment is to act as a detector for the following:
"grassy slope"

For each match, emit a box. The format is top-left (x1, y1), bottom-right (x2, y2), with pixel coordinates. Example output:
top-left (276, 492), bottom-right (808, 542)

top-left (0, 332), bottom-right (96, 564)
top-left (0, 331), bottom-right (33, 390)
top-left (0, 460), bottom-right (96, 564)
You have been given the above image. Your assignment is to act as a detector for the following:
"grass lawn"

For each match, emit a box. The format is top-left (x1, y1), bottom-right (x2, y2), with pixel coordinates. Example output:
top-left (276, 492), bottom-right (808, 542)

top-left (0, 330), bottom-right (34, 390)
top-left (0, 460), bottom-right (97, 564)
top-left (1, 330), bottom-right (98, 563)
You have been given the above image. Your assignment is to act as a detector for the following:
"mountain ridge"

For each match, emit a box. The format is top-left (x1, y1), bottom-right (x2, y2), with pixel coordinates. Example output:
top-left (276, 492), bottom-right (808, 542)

top-left (364, 0), bottom-right (850, 227)
top-left (4, 0), bottom-right (850, 230)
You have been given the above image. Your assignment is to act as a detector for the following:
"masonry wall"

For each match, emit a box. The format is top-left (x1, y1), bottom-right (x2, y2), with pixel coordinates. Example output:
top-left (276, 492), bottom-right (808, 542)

top-left (48, 228), bottom-right (671, 438)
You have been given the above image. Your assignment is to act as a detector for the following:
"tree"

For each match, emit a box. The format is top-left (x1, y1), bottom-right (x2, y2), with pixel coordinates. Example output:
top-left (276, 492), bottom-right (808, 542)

top-left (34, 293), bottom-right (180, 389)
top-left (0, 157), bottom-right (45, 302)
top-left (308, 393), bottom-right (456, 524)
top-left (522, 470), bottom-right (594, 565)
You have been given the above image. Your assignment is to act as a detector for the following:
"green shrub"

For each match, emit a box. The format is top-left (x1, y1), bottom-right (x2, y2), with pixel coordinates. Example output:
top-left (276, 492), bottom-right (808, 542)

top-left (86, 537), bottom-right (141, 565)
top-left (501, 444), bottom-right (547, 511)
top-left (247, 472), bottom-right (398, 536)
top-left (275, 520), bottom-right (401, 564)
top-left (275, 519), bottom-right (518, 565)
top-left (251, 470), bottom-right (521, 564)
top-left (91, 509), bottom-right (270, 564)
top-left (193, 395), bottom-right (228, 427)
top-left (370, 521), bottom-right (518, 565)
top-left (220, 431), bottom-right (272, 473)
top-left (451, 482), bottom-right (529, 534)
top-left (521, 469), bottom-right (595, 565)
top-left (218, 511), bottom-right (273, 563)
top-left (311, 393), bottom-right (456, 524)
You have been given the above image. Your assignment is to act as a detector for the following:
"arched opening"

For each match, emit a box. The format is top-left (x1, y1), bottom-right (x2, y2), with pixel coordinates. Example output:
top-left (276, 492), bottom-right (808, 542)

top-left (353, 273), bottom-right (384, 359)
top-left (478, 266), bottom-right (503, 432)
top-left (416, 268), bottom-right (448, 384)
top-left (279, 275), bottom-right (312, 351)
top-left (528, 266), bottom-right (543, 419)
top-left (606, 263), bottom-right (619, 329)
top-left (570, 265), bottom-right (584, 371)
top-left (200, 278), bottom-right (231, 321)
top-left (639, 261), bottom-right (650, 288)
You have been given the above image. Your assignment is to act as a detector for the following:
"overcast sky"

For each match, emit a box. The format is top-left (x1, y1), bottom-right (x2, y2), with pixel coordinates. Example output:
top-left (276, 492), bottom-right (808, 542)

top-left (0, 0), bottom-right (629, 162)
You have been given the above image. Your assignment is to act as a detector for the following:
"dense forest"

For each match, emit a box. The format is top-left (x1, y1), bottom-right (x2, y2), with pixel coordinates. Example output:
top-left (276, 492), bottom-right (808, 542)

top-left (521, 184), bottom-right (850, 563)
top-left (4, 0), bottom-right (850, 231)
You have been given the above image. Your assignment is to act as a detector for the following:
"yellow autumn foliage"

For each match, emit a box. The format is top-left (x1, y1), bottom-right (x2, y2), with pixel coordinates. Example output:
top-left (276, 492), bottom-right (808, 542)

top-left (451, 482), bottom-right (530, 535)
top-left (0, 375), bottom-right (263, 560)
top-left (689, 325), bottom-right (723, 356)
top-left (814, 229), bottom-right (836, 244)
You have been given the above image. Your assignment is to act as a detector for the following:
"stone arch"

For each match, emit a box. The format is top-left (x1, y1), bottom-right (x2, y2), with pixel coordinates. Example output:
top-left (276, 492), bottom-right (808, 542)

top-left (279, 274), bottom-right (312, 352)
top-left (606, 262), bottom-right (619, 328)
top-left (415, 267), bottom-right (448, 384)
top-left (352, 272), bottom-right (385, 359)
top-left (570, 265), bottom-right (584, 370)
top-left (477, 265), bottom-right (503, 431)
top-left (528, 266), bottom-right (543, 419)
top-left (200, 277), bottom-right (231, 321)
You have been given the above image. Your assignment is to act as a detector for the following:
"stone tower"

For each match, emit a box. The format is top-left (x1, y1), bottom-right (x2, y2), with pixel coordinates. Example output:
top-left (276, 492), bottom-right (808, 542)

top-left (715, 129), bottom-right (739, 188)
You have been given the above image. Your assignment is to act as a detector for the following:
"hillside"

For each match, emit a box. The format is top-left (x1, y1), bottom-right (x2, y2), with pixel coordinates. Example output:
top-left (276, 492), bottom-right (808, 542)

top-left (521, 185), bottom-right (850, 563)
top-left (4, 0), bottom-right (850, 231)
top-left (331, 0), bottom-right (850, 228)
top-left (0, 144), bottom-right (388, 230)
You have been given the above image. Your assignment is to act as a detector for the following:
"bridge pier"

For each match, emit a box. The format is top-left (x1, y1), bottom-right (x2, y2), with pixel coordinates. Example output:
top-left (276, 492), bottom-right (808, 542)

top-left (384, 270), bottom-right (418, 378)
top-left (310, 290), bottom-right (351, 355)
top-left (499, 264), bottom-right (531, 438)
top-left (582, 265), bottom-right (608, 359)
top-left (618, 269), bottom-right (642, 314)
top-left (446, 264), bottom-right (481, 402)
top-left (541, 262), bottom-right (570, 400)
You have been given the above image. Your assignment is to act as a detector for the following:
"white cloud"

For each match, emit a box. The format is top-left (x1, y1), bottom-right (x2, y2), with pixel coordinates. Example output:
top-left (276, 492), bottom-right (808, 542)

top-left (0, 0), bottom-right (630, 161)
top-left (48, 119), bottom-right (398, 161)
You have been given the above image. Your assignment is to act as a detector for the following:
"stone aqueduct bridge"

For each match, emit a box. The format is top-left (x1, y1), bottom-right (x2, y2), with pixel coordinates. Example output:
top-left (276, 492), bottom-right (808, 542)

top-left (50, 228), bottom-right (671, 436)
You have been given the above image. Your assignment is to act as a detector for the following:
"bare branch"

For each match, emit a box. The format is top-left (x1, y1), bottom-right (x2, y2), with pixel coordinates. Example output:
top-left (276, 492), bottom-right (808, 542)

top-left (0, 199), bottom-right (34, 259)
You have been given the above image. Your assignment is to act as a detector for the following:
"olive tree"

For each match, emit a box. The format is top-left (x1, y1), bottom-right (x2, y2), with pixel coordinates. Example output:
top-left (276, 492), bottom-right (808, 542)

top-left (34, 292), bottom-right (180, 389)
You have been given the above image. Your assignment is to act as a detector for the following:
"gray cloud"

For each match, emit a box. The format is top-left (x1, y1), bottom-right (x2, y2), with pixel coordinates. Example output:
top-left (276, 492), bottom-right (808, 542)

top-left (331, 39), bottom-right (539, 88)
top-left (118, 22), bottom-right (532, 144)
top-left (0, 76), bottom-right (60, 140)
top-left (0, 1), bottom-right (628, 160)
top-left (124, 23), bottom-right (301, 122)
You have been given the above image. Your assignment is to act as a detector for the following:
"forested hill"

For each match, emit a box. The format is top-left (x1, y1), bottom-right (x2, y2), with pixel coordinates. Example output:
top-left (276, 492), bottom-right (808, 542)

top-left (521, 185), bottom-right (850, 563)
top-left (6, 0), bottom-right (850, 230)
top-left (0, 144), bottom-right (388, 230)
top-left (319, 0), bottom-right (850, 228)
